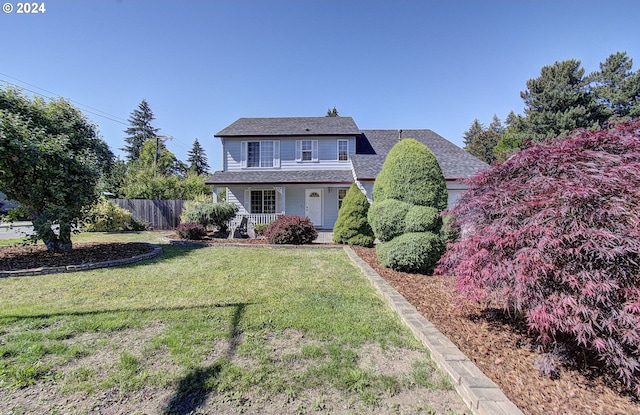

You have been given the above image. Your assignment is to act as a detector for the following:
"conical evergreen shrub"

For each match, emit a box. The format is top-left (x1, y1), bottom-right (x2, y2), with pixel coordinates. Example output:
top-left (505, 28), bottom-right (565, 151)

top-left (332, 184), bottom-right (375, 247)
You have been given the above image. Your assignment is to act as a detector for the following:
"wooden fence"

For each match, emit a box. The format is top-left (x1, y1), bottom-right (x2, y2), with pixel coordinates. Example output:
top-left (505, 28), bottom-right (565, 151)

top-left (114, 199), bottom-right (185, 230)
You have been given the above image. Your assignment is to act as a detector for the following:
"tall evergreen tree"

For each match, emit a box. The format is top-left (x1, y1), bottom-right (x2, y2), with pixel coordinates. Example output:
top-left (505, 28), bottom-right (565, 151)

top-left (187, 138), bottom-right (210, 175)
top-left (326, 106), bottom-right (339, 117)
top-left (519, 59), bottom-right (605, 141)
top-left (488, 114), bottom-right (505, 136)
top-left (467, 129), bottom-right (500, 164)
top-left (122, 99), bottom-right (159, 162)
top-left (504, 110), bottom-right (518, 128)
top-left (590, 51), bottom-right (640, 119)
top-left (462, 118), bottom-right (484, 148)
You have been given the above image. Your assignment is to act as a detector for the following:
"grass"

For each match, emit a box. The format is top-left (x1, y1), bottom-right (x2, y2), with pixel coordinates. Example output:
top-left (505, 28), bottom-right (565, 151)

top-left (0, 232), bottom-right (462, 414)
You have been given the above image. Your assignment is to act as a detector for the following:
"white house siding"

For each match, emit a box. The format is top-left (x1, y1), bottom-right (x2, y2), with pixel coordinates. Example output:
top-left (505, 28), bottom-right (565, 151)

top-left (224, 137), bottom-right (356, 171)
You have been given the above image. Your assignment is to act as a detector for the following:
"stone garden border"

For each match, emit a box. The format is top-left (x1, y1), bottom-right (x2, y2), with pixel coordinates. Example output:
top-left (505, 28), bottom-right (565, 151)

top-left (0, 243), bottom-right (162, 278)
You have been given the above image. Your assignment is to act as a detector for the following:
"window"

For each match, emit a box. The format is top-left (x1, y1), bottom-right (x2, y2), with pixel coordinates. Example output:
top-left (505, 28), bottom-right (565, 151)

top-left (295, 140), bottom-right (318, 162)
top-left (301, 140), bottom-right (313, 161)
top-left (250, 190), bottom-right (276, 214)
top-left (247, 142), bottom-right (261, 167)
top-left (338, 188), bottom-right (348, 209)
top-left (242, 141), bottom-right (279, 168)
top-left (338, 139), bottom-right (349, 161)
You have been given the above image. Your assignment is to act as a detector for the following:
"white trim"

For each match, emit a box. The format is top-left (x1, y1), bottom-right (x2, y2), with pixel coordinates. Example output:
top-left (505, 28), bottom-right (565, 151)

top-left (296, 139), bottom-right (319, 163)
top-left (273, 140), bottom-right (280, 168)
top-left (337, 139), bottom-right (349, 161)
top-left (240, 141), bottom-right (247, 168)
top-left (242, 140), bottom-right (279, 168)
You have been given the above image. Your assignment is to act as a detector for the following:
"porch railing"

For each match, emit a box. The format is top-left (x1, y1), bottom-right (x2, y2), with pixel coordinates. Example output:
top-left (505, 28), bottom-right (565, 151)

top-left (228, 213), bottom-right (284, 228)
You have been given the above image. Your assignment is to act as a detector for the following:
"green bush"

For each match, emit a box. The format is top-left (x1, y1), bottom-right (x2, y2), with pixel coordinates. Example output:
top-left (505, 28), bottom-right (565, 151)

top-left (372, 139), bottom-right (448, 210)
top-left (181, 202), bottom-right (238, 231)
top-left (254, 223), bottom-right (269, 237)
top-left (82, 198), bottom-right (133, 232)
top-left (376, 232), bottom-right (444, 274)
top-left (367, 198), bottom-right (411, 242)
top-left (370, 138), bottom-right (449, 273)
top-left (440, 213), bottom-right (460, 243)
top-left (404, 205), bottom-right (441, 233)
top-left (333, 184), bottom-right (375, 247)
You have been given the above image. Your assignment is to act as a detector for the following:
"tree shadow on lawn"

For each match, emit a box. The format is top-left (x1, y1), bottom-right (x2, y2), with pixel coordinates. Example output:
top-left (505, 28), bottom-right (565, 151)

top-left (0, 302), bottom-right (251, 322)
top-left (163, 302), bottom-right (248, 415)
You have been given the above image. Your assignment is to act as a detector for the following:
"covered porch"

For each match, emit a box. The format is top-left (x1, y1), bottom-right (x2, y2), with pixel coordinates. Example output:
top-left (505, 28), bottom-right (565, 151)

top-left (206, 170), bottom-right (354, 230)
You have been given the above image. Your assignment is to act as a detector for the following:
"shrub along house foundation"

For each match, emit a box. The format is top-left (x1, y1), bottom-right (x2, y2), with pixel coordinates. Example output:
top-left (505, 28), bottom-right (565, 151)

top-left (206, 117), bottom-right (488, 229)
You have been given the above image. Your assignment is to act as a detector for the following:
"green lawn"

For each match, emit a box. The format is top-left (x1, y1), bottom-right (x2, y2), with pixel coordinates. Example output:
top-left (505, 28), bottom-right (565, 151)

top-left (0, 232), bottom-right (465, 414)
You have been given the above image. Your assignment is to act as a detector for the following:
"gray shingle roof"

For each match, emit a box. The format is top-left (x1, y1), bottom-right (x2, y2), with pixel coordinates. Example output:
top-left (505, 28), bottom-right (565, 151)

top-left (206, 170), bottom-right (355, 185)
top-left (353, 129), bottom-right (489, 180)
top-left (216, 117), bottom-right (361, 137)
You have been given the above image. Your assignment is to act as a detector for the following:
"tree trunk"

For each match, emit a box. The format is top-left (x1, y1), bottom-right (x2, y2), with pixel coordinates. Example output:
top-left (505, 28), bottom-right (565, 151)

top-left (38, 219), bottom-right (73, 253)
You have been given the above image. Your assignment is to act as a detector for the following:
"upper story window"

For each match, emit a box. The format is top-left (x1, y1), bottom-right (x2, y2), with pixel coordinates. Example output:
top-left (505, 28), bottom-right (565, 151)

top-left (241, 140), bottom-right (280, 168)
top-left (338, 139), bottom-right (349, 161)
top-left (296, 140), bottom-right (318, 162)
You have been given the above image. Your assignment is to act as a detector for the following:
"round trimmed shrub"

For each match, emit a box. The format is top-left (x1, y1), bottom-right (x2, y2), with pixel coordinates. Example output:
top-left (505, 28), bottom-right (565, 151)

top-left (367, 198), bottom-right (411, 242)
top-left (376, 232), bottom-right (444, 274)
top-left (333, 184), bottom-right (375, 247)
top-left (176, 222), bottom-right (207, 240)
top-left (264, 215), bottom-right (318, 245)
top-left (404, 205), bottom-right (441, 233)
top-left (372, 138), bottom-right (448, 210)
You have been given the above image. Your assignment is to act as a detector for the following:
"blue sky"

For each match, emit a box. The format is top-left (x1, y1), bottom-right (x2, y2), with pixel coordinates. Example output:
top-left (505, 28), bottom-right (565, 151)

top-left (2, 0), bottom-right (639, 171)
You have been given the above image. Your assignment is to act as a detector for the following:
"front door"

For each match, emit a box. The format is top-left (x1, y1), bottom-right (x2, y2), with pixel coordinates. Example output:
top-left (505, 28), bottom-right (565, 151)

top-left (305, 189), bottom-right (323, 227)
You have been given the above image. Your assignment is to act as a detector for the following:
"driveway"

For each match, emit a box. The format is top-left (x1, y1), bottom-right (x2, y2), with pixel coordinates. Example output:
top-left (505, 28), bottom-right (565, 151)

top-left (0, 222), bottom-right (33, 240)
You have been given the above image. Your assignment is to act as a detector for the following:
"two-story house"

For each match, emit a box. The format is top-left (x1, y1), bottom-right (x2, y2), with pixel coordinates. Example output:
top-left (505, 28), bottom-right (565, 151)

top-left (206, 117), bottom-right (488, 229)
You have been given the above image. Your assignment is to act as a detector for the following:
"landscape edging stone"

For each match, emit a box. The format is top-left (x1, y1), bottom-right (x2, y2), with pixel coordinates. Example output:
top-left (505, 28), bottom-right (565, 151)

top-left (0, 243), bottom-right (162, 278)
top-left (343, 246), bottom-right (524, 415)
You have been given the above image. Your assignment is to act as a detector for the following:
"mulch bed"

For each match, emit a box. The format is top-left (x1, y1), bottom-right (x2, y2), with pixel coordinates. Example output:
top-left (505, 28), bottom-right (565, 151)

top-left (351, 246), bottom-right (639, 415)
top-left (0, 243), bottom-right (155, 271)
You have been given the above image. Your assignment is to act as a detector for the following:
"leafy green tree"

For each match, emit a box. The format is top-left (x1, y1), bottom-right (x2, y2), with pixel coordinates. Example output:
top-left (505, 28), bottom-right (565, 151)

top-left (369, 139), bottom-right (447, 273)
top-left (0, 87), bottom-right (113, 252)
top-left (187, 138), bottom-right (210, 175)
top-left (466, 129), bottom-right (501, 164)
top-left (137, 140), bottom-right (184, 177)
top-left (332, 184), bottom-right (375, 247)
top-left (326, 106), bottom-right (339, 117)
top-left (590, 51), bottom-right (640, 119)
top-left (122, 99), bottom-right (159, 162)
top-left (120, 167), bottom-right (209, 200)
top-left (97, 157), bottom-right (127, 198)
top-left (462, 118), bottom-right (484, 148)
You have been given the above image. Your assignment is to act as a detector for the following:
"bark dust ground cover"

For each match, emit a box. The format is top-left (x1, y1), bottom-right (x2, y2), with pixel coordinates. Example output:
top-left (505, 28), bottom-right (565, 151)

top-left (352, 246), bottom-right (639, 415)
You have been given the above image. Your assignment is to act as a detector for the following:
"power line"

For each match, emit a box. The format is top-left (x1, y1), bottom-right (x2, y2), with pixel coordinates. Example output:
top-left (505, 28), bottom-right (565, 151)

top-left (0, 73), bottom-right (129, 125)
top-left (0, 74), bottom-right (195, 156)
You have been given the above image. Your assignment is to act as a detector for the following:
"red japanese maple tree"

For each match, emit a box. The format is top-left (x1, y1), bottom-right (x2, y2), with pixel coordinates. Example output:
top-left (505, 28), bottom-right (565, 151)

top-left (436, 119), bottom-right (640, 393)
